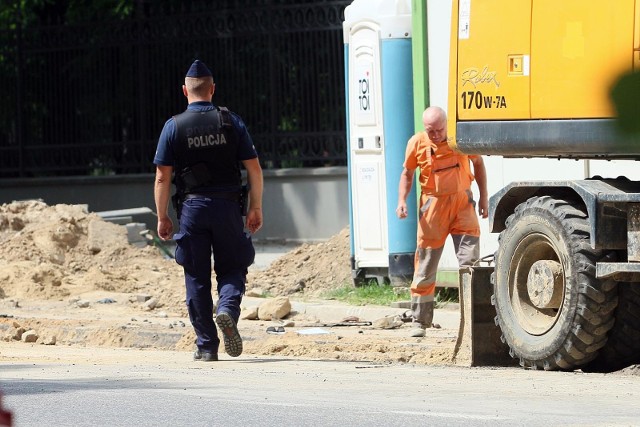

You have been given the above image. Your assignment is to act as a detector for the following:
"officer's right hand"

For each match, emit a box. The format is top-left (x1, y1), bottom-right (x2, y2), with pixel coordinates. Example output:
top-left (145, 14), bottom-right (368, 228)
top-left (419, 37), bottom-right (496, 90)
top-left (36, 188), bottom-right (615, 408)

top-left (157, 217), bottom-right (174, 241)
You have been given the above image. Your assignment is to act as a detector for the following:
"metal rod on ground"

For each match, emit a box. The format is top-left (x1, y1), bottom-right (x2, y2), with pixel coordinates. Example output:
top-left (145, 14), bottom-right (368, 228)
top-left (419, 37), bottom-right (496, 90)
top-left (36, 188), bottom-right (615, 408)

top-left (140, 229), bottom-right (174, 259)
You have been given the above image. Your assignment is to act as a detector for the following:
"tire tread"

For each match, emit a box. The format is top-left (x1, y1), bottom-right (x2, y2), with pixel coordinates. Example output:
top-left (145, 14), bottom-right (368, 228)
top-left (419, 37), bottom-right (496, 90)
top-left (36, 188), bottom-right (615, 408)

top-left (492, 196), bottom-right (617, 371)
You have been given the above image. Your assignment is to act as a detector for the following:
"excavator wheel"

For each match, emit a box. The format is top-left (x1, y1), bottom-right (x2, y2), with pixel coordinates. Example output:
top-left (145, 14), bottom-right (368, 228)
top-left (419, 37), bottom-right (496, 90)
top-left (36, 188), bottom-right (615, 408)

top-left (582, 282), bottom-right (640, 373)
top-left (491, 196), bottom-right (618, 371)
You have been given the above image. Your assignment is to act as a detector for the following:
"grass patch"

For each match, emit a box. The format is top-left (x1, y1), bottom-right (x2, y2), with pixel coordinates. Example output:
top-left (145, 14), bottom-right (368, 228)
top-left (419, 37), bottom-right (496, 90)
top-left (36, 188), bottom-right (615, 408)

top-left (322, 281), bottom-right (410, 306)
top-left (434, 287), bottom-right (459, 308)
top-left (321, 281), bottom-right (459, 307)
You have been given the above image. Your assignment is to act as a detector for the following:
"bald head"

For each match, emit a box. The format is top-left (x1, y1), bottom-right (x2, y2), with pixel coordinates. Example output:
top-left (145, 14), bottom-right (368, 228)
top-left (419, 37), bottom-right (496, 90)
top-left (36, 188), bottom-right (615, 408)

top-left (423, 106), bottom-right (446, 124)
top-left (422, 106), bottom-right (447, 142)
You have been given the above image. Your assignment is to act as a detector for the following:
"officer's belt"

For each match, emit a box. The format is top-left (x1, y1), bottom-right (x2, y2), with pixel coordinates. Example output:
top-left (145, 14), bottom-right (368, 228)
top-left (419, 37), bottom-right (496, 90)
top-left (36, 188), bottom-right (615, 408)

top-left (184, 192), bottom-right (239, 201)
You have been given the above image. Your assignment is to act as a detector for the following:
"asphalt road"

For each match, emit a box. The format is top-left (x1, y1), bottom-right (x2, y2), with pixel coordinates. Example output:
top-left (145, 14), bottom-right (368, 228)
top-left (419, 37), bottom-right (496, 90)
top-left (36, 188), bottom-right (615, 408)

top-left (1, 344), bottom-right (639, 427)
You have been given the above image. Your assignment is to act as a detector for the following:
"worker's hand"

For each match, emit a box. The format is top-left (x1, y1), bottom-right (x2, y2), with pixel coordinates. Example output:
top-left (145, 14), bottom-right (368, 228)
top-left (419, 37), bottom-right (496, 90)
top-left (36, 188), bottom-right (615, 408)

top-left (396, 202), bottom-right (408, 219)
top-left (246, 207), bottom-right (263, 234)
top-left (478, 196), bottom-right (489, 219)
top-left (157, 217), bottom-right (174, 241)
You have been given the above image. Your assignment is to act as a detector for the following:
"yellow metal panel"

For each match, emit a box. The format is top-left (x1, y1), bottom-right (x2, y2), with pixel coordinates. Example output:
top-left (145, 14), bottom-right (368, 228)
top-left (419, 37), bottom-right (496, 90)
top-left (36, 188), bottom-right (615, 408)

top-left (636, 0), bottom-right (640, 50)
top-left (447, 0), bottom-right (460, 148)
top-left (636, 0), bottom-right (640, 70)
top-left (531, 0), bottom-right (635, 118)
top-left (455, 0), bottom-right (532, 120)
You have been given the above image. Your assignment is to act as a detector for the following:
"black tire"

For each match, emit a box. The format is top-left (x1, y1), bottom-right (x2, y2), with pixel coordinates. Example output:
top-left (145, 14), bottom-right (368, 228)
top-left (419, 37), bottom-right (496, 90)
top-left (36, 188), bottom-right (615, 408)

top-left (491, 196), bottom-right (618, 371)
top-left (583, 282), bottom-right (640, 372)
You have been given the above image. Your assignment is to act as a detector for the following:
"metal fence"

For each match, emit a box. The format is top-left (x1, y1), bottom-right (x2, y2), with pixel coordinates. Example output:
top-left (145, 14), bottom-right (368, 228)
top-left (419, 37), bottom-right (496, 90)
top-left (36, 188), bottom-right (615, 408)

top-left (0, 0), bottom-right (349, 178)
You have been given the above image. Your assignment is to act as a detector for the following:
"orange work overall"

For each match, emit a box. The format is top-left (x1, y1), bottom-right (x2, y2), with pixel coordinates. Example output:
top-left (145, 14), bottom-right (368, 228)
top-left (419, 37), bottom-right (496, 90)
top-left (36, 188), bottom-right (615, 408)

top-left (403, 133), bottom-right (480, 326)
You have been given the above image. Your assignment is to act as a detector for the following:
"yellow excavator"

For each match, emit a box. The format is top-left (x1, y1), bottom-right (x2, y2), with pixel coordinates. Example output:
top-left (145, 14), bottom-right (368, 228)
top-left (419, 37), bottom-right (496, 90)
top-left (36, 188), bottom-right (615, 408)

top-left (448, 0), bottom-right (640, 371)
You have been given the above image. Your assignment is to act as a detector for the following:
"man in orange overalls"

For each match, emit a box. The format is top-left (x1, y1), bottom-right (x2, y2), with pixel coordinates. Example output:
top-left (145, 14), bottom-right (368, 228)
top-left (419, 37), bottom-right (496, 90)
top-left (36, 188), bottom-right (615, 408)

top-left (396, 106), bottom-right (488, 337)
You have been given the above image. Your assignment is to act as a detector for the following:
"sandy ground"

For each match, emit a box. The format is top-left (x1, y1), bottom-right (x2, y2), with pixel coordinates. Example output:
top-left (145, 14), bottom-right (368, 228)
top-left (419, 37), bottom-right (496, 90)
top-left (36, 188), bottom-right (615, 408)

top-left (2, 201), bottom-right (638, 376)
top-left (0, 201), bottom-right (461, 367)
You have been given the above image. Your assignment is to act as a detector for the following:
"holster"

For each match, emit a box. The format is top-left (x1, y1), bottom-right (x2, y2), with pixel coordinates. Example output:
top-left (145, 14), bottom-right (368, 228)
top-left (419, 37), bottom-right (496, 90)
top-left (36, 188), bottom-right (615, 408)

top-left (239, 184), bottom-right (249, 216)
top-left (171, 192), bottom-right (184, 220)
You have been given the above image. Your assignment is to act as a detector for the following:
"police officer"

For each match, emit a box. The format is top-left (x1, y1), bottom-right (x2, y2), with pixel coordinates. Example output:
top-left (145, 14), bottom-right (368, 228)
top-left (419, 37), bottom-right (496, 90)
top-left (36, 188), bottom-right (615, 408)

top-left (154, 60), bottom-right (264, 361)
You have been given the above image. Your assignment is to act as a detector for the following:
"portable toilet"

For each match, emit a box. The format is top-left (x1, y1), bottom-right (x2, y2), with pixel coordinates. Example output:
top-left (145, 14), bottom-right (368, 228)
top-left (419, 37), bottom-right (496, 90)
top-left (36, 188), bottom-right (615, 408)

top-left (343, 0), bottom-right (416, 286)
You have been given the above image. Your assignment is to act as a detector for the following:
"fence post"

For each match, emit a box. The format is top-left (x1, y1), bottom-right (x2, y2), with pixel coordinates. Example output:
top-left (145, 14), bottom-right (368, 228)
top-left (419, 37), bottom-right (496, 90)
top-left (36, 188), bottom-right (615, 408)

top-left (15, 4), bottom-right (24, 177)
top-left (136, 0), bottom-right (147, 173)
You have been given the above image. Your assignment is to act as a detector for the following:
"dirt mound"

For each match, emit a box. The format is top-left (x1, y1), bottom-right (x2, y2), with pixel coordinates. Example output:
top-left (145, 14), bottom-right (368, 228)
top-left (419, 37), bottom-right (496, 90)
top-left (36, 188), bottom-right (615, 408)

top-left (247, 227), bottom-right (352, 297)
top-left (0, 200), bottom-right (350, 308)
top-left (0, 200), bottom-right (186, 312)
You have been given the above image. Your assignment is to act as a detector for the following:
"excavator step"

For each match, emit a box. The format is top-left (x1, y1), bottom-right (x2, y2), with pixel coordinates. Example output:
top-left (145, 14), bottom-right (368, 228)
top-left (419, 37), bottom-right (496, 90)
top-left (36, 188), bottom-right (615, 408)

top-left (453, 266), bottom-right (517, 367)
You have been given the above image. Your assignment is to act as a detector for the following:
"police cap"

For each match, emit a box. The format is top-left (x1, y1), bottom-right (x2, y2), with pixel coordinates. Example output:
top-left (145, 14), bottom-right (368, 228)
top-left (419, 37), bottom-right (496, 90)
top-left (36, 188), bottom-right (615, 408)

top-left (185, 60), bottom-right (212, 78)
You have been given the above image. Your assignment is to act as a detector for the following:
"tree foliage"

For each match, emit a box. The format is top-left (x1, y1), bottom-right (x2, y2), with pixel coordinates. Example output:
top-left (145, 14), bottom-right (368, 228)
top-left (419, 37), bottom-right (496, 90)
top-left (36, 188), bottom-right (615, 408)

top-left (0, 0), bottom-right (349, 177)
top-left (0, 0), bottom-right (134, 28)
top-left (611, 70), bottom-right (640, 136)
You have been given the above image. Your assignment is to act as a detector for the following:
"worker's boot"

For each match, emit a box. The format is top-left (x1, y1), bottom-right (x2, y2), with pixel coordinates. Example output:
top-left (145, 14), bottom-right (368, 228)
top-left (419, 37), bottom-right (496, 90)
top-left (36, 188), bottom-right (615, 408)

top-left (409, 322), bottom-right (427, 337)
top-left (409, 301), bottom-right (433, 337)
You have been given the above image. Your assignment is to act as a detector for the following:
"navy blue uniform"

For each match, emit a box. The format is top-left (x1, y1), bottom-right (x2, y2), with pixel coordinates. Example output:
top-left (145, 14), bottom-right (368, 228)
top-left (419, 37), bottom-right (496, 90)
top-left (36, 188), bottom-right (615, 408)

top-left (154, 101), bottom-right (257, 354)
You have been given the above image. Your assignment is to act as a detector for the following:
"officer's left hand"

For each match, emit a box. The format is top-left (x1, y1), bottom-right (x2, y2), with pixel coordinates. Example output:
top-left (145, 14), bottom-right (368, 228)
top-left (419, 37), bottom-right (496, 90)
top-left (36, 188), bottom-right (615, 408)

top-left (245, 208), bottom-right (263, 234)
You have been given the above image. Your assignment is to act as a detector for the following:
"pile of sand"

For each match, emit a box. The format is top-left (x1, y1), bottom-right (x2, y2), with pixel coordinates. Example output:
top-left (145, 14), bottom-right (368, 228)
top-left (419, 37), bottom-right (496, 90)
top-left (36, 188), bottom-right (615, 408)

top-left (0, 200), bottom-right (186, 313)
top-left (0, 200), bottom-right (352, 308)
top-left (247, 227), bottom-right (352, 297)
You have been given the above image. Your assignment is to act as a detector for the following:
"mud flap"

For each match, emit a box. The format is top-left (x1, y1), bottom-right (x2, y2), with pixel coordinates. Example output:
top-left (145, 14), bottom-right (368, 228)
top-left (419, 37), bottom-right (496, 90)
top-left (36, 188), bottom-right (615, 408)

top-left (453, 266), bottom-right (517, 367)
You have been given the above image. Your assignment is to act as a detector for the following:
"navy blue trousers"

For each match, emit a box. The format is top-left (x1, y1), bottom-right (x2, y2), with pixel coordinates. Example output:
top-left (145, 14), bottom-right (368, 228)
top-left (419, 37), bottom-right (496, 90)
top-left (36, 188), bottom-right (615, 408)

top-left (173, 196), bottom-right (255, 353)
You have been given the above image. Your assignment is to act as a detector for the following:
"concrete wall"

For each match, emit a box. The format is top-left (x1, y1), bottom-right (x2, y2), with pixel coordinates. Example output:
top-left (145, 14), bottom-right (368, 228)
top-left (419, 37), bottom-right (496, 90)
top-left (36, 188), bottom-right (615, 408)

top-left (0, 167), bottom-right (349, 243)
